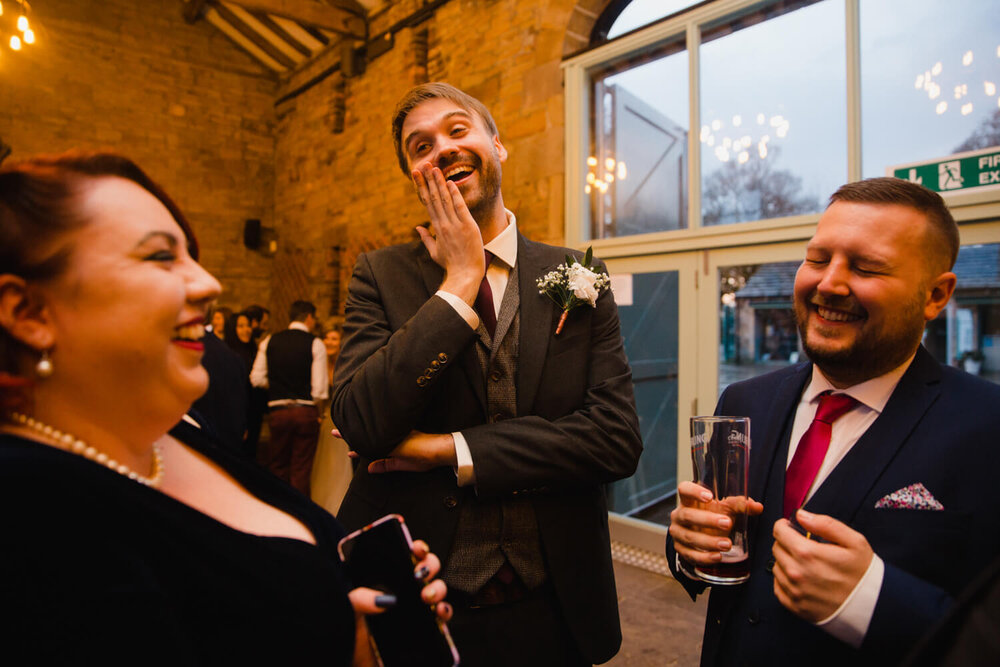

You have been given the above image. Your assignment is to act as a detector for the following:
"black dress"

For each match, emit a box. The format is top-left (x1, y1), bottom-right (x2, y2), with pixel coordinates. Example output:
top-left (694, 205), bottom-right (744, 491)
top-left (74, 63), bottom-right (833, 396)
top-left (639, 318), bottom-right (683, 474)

top-left (0, 420), bottom-right (355, 665)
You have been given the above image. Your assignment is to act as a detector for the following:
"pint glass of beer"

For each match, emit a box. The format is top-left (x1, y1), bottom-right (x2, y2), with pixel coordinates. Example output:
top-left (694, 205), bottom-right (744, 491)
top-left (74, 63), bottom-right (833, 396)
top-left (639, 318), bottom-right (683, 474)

top-left (690, 416), bottom-right (751, 585)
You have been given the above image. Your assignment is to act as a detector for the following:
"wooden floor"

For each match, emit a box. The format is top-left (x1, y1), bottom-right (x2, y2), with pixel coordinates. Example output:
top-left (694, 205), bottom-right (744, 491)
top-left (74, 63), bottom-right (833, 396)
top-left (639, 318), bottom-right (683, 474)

top-left (606, 561), bottom-right (708, 666)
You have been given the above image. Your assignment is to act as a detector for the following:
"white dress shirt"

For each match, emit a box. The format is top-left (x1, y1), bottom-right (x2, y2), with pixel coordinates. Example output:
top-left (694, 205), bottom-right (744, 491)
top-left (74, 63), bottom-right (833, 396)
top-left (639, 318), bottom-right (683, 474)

top-left (434, 210), bottom-right (518, 487)
top-left (249, 321), bottom-right (329, 405)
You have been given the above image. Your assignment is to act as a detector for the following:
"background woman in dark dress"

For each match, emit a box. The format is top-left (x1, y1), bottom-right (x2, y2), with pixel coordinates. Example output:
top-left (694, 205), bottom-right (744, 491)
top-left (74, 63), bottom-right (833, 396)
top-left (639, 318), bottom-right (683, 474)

top-left (225, 310), bottom-right (257, 370)
top-left (0, 152), bottom-right (450, 665)
top-left (227, 309), bottom-right (267, 460)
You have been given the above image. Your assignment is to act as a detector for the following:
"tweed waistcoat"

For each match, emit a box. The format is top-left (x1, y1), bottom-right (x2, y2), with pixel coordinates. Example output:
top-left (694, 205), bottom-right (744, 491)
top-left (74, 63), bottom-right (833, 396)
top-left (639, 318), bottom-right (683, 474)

top-left (443, 266), bottom-right (547, 594)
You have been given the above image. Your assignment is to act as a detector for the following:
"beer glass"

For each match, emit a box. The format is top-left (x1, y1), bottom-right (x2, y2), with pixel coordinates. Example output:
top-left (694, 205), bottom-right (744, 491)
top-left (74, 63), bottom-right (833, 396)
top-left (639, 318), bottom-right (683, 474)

top-left (690, 416), bottom-right (751, 585)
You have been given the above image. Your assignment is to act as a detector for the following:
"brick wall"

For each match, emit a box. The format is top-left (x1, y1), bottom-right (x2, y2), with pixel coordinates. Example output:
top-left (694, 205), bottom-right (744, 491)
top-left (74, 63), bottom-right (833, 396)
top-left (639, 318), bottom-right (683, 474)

top-left (0, 0), bottom-right (278, 313)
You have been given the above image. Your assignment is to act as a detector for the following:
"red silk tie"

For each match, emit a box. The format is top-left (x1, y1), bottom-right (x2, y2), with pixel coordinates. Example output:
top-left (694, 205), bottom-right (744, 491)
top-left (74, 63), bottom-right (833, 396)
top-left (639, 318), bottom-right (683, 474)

top-left (783, 391), bottom-right (858, 517)
top-left (474, 250), bottom-right (496, 338)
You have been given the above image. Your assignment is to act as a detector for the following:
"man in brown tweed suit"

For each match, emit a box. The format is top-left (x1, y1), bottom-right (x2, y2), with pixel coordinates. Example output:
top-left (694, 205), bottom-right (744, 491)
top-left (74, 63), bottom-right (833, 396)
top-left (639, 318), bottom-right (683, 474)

top-left (332, 83), bottom-right (641, 666)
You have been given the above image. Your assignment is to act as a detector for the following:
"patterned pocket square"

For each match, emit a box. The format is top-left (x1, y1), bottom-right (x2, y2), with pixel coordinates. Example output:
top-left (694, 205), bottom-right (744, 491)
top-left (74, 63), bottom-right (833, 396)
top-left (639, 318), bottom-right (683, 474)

top-left (875, 483), bottom-right (944, 510)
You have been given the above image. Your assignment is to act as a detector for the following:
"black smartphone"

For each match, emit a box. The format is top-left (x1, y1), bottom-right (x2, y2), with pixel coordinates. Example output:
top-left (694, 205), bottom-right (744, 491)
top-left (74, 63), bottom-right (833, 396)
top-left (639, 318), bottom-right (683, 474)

top-left (338, 514), bottom-right (460, 667)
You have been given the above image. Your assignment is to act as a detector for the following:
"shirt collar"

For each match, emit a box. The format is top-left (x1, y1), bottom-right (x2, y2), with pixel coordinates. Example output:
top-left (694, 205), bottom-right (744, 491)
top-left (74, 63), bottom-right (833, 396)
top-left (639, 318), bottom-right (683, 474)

top-left (484, 209), bottom-right (518, 270)
top-left (804, 352), bottom-right (917, 414)
top-left (288, 321), bottom-right (311, 333)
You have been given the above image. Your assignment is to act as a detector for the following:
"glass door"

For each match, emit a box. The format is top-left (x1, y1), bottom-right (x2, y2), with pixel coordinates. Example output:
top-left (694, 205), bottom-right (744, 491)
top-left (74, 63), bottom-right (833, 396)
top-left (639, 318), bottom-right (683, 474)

top-left (604, 252), bottom-right (697, 535)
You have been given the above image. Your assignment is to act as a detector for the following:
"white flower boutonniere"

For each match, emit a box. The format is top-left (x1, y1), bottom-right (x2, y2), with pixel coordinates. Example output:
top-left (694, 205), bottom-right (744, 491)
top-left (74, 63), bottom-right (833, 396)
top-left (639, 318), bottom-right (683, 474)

top-left (536, 246), bottom-right (611, 335)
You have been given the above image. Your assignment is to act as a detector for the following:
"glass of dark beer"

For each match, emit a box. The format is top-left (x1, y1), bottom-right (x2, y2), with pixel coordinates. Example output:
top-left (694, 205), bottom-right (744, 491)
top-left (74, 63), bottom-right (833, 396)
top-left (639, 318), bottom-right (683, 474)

top-left (690, 416), bottom-right (751, 585)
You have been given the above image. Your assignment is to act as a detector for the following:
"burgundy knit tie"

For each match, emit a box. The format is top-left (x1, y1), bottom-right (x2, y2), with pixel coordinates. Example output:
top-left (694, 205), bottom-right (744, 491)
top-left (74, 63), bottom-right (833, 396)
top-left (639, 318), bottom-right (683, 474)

top-left (474, 250), bottom-right (496, 338)
top-left (783, 391), bottom-right (858, 517)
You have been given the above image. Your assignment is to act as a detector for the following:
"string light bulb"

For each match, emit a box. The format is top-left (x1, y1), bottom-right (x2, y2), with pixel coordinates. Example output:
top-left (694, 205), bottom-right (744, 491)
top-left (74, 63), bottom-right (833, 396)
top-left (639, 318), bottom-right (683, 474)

top-left (2, 0), bottom-right (37, 54)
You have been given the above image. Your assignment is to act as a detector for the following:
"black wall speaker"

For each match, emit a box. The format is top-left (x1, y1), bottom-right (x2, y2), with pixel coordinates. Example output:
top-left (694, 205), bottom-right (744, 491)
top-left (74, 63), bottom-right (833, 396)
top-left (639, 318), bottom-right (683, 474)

top-left (243, 219), bottom-right (261, 250)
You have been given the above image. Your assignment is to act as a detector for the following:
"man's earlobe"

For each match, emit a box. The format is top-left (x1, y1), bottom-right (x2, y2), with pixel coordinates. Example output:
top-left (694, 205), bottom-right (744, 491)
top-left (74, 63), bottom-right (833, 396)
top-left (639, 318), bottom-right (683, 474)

top-left (924, 271), bottom-right (957, 321)
top-left (494, 136), bottom-right (508, 163)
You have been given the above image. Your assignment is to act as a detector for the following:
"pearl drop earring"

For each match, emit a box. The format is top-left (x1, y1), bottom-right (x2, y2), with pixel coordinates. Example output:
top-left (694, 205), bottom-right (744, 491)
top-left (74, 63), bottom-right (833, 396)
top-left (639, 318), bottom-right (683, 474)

top-left (35, 350), bottom-right (53, 378)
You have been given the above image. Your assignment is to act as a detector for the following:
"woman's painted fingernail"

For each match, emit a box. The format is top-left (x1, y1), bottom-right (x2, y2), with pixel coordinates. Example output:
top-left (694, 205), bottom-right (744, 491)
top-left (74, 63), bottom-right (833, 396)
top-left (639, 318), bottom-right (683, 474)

top-left (375, 594), bottom-right (397, 609)
top-left (414, 565), bottom-right (430, 580)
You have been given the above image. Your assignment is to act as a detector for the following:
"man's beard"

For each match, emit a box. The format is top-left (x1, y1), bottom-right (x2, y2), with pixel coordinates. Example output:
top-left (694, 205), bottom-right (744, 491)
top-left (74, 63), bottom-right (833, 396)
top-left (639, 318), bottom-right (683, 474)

top-left (794, 292), bottom-right (926, 385)
top-left (459, 150), bottom-right (503, 222)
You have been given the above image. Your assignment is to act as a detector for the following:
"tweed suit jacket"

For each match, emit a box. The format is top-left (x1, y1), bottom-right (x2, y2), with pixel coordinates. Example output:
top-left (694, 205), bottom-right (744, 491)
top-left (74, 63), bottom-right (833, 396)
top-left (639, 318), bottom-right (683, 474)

top-left (331, 231), bottom-right (642, 663)
top-left (666, 346), bottom-right (1000, 666)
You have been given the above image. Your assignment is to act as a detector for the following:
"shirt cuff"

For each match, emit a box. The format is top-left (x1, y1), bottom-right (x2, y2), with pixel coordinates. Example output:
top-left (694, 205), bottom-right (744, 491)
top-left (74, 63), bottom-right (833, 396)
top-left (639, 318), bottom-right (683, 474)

top-left (815, 554), bottom-right (885, 648)
top-left (436, 290), bottom-right (479, 330)
top-left (452, 431), bottom-right (476, 486)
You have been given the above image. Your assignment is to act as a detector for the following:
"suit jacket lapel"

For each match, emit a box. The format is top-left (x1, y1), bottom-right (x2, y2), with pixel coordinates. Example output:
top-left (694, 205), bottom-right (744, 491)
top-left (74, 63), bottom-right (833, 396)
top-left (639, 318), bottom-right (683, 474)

top-left (751, 365), bottom-right (811, 501)
top-left (805, 346), bottom-right (943, 522)
top-left (516, 234), bottom-right (555, 415)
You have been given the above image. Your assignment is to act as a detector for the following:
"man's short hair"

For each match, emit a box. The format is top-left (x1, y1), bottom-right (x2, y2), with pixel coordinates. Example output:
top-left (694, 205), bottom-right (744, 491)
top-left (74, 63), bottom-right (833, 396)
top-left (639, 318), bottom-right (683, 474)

top-left (288, 300), bottom-right (316, 323)
top-left (391, 82), bottom-right (499, 176)
top-left (829, 177), bottom-right (960, 271)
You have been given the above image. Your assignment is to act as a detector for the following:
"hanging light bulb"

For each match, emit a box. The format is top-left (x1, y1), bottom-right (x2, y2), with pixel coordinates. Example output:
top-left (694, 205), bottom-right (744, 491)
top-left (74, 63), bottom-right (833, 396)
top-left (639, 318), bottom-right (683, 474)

top-left (0, 2), bottom-right (4, 17)
top-left (10, 35), bottom-right (21, 50)
top-left (22, 28), bottom-right (33, 44)
top-left (17, 14), bottom-right (27, 31)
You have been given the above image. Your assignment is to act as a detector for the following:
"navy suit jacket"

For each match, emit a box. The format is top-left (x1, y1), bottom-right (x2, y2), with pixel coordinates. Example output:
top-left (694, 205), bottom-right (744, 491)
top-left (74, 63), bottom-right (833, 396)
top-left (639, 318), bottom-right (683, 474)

top-left (667, 346), bottom-right (1000, 666)
top-left (331, 233), bottom-right (642, 663)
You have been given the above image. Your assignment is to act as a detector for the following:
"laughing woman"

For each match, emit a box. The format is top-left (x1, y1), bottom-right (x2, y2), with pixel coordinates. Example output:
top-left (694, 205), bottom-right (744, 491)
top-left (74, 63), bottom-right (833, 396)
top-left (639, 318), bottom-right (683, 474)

top-left (0, 152), bottom-right (448, 665)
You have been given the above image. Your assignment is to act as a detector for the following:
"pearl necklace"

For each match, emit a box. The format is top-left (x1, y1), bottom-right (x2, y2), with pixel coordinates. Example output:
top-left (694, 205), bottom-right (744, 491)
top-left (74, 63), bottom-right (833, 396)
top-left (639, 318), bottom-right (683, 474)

top-left (8, 412), bottom-right (164, 488)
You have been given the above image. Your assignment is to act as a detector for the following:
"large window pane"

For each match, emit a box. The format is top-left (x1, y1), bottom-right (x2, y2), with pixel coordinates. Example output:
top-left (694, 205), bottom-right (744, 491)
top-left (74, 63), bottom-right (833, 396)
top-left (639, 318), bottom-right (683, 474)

top-left (861, 0), bottom-right (1000, 178)
top-left (588, 41), bottom-right (689, 239)
top-left (700, 0), bottom-right (846, 225)
top-left (720, 261), bottom-right (802, 395)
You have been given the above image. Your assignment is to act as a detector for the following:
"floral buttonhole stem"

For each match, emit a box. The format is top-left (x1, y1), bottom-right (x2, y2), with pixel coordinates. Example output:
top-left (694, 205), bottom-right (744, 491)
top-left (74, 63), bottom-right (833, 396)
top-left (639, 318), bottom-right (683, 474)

top-left (536, 246), bottom-right (611, 335)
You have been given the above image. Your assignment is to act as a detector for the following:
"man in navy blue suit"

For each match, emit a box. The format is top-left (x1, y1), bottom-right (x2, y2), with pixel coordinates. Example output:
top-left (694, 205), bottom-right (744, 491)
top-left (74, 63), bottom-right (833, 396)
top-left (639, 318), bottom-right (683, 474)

top-left (667, 177), bottom-right (1000, 665)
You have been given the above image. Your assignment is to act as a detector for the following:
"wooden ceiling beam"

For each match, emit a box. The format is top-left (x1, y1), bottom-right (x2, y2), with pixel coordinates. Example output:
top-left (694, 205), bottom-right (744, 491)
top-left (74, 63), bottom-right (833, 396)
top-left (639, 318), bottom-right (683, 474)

top-left (225, 0), bottom-right (366, 38)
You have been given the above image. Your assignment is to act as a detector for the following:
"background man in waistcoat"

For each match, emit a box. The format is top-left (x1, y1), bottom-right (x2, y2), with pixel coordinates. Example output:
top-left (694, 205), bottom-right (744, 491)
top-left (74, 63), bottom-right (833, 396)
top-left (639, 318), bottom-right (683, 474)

top-left (666, 178), bottom-right (1000, 665)
top-left (251, 299), bottom-right (327, 495)
top-left (331, 83), bottom-right (642, 666)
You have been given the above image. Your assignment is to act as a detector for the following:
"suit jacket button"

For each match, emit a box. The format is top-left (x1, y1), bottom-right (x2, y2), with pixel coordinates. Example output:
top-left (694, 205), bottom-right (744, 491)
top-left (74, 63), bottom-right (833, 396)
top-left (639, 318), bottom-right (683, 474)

top-left (748, 611), bottom-right (760, 625)
top-left (766, 558), bottom-right (775, 574)
top-left (491, 413), bottom-right (505, 423)
top-left (417, 376), bottom-right (428, 387)
top-left (430, 360), bottom-right (441, 368)
top-left (437, 353), bottom-right (449, 363)
top-left (489, 370), bottom-right (501, 382)
top-left (443, 495), bottom-right (458, 508)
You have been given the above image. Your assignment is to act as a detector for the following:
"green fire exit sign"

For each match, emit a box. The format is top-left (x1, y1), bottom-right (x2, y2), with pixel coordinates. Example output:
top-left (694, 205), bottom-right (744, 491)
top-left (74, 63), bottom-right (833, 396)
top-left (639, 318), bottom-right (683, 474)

top-left (890, 145), bottom-right (1000, 193)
